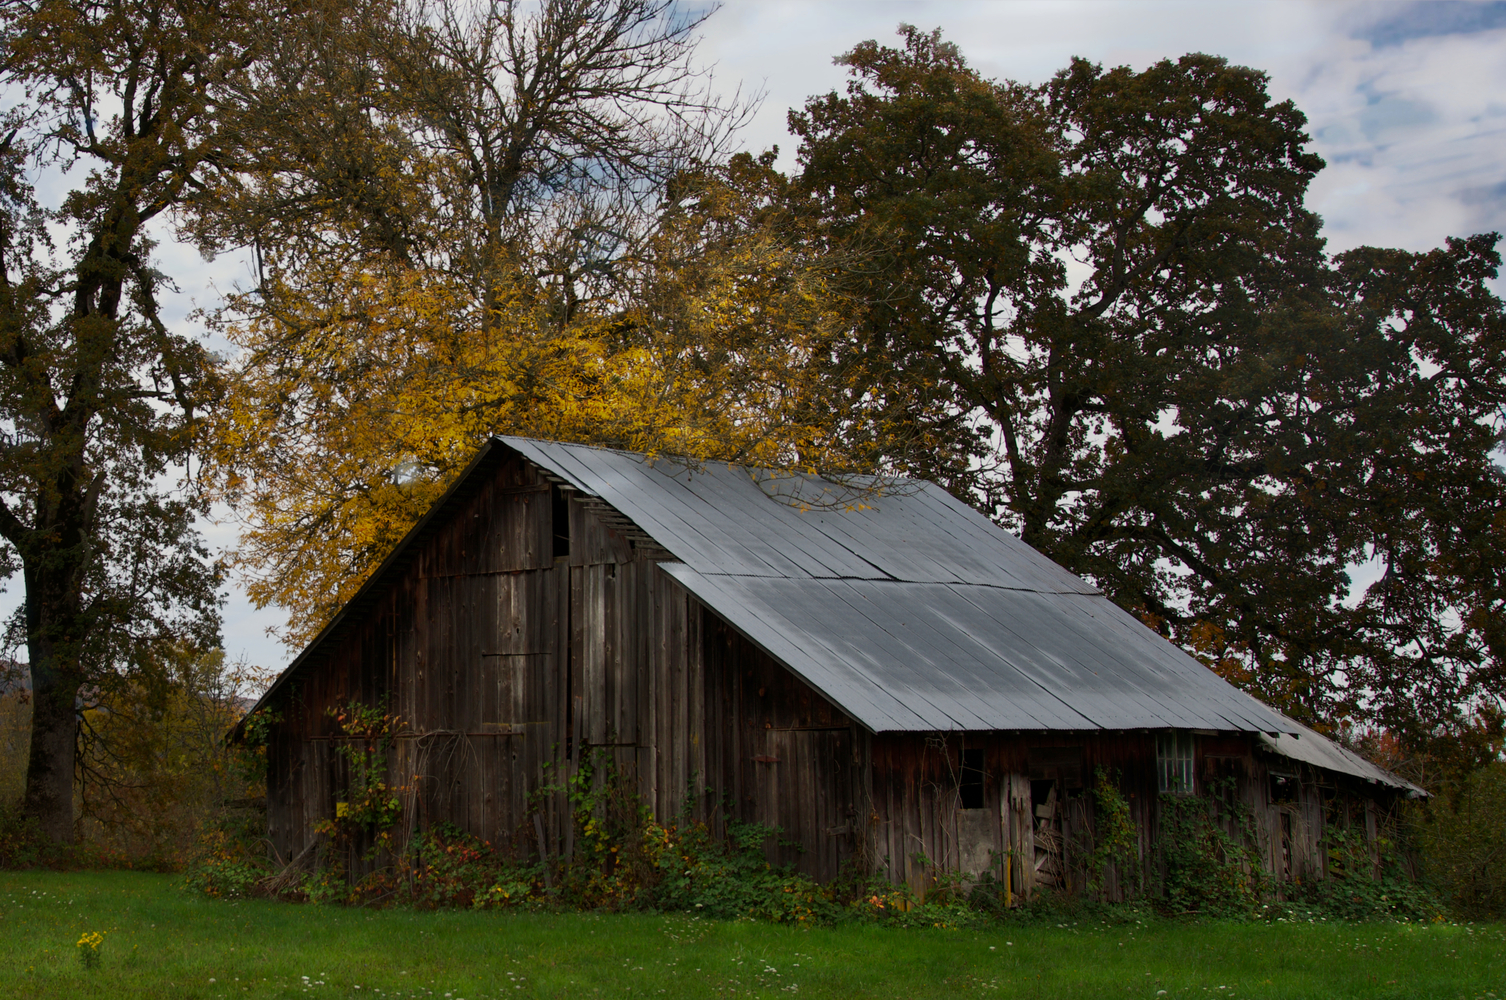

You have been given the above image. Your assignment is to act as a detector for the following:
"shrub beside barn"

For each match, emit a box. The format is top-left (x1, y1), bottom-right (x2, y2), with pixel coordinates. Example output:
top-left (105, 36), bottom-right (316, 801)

top-left (239, 437), bottom-right (1422, 900)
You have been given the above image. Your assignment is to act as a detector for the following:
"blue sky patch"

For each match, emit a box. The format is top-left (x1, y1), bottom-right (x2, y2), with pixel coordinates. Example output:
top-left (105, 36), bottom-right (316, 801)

top-left (1354, 1), bottom-right (1506, 47)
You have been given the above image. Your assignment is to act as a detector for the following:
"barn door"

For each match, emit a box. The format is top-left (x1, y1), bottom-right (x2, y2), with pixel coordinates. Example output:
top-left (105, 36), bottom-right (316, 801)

top-left (1000, 773), bottom-right (1033, 905)
top-left (752, 727), bottom-right (854, 879)
top-left (1033, 782), bottom-right (1065, 890)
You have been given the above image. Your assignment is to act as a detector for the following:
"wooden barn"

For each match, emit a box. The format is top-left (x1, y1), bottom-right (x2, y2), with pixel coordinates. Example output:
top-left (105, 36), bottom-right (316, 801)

top-left (242, 436), bottom-right (1422, 899)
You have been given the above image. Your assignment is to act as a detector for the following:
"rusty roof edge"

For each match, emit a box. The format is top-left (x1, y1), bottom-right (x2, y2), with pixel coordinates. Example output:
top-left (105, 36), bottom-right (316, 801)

top-left (231, 439), bottom-right (514, 740)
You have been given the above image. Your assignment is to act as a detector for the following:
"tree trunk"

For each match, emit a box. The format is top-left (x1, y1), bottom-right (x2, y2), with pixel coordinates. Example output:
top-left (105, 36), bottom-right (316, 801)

top-left (21, 569), bottom-right (85, 843)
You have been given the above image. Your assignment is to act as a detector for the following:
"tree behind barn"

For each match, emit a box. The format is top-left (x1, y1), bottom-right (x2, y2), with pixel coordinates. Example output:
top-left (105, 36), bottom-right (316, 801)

top-left (206, 0), bottom-right (862, 646)
top-left (789, 27), bottom-right (1506, 753)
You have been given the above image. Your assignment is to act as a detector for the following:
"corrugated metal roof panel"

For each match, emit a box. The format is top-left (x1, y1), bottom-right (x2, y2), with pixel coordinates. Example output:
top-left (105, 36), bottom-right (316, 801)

top-left (938, 588), bottom-right (1223, 730)
top-left (1023, 593), bottom-right (1304, 733)
top-left (815, 578), bottom-right (1089, 729)
top-left (662, 566), bottom-right (1295, 735)
top-left (669, 468), bottom-right (888, 579)
top-left (500, 437), bottom-right (1099, 592)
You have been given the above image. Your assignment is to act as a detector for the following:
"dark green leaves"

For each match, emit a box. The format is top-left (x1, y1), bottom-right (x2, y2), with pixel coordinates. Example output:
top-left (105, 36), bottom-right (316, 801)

top-left (787, 26), bottom-right (1506, 755)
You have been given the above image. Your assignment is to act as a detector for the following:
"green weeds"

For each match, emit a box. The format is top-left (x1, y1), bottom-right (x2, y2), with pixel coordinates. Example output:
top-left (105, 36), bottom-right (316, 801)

top-left (179, 743), bottom-right (1450, 928)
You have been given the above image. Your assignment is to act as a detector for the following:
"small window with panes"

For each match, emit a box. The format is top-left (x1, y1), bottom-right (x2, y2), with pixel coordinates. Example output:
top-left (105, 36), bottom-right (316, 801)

top-left (1157, 731), bottom-right (1195, 794)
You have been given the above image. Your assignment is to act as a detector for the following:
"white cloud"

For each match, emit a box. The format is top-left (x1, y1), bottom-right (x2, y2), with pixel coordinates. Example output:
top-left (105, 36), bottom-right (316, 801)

top-left (699, 0), bottom-right (1506, 260)
top-left (1292, 21), bottom-right (1506, 250)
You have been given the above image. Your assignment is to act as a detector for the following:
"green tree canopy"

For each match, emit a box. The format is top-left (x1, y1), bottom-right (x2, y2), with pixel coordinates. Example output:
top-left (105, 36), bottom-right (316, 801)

top-left (787, 27), bottom-right (1506, 755)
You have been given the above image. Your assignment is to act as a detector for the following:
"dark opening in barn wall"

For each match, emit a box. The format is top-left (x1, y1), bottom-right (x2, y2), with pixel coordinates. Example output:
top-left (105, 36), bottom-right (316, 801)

top-left (1022, 746), bottom-right (1084, 892)
top-left (1270, 771), bottom-right (1299, 804)
top-left (959, 748), bottom-right (985, 810)
top-left (551, 485), bottom-right (571, 558)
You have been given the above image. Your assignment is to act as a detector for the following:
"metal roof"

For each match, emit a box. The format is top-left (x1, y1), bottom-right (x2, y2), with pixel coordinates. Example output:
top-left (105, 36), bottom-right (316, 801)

top-left (503, 437), bottom-right (1297, 736)
top-left (505, 437), bottom-right (1097, 593)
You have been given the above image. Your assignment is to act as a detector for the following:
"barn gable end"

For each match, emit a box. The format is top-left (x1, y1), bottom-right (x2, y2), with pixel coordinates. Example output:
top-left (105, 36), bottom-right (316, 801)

top-left (258, 444), bottom-right (866, 879)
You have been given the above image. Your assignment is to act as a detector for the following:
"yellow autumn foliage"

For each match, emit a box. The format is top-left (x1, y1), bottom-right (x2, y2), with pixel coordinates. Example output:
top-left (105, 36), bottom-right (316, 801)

top-left (215, 157), bottom-right (866, 647)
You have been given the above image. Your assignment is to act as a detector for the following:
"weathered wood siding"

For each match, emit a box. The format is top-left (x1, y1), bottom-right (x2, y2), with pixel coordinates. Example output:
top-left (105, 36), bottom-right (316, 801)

top-left (860, 730), bottom-right (1401, 901)
top-left (865, 732), bottom-right (1157, 898)
top-left (699, 616), bottom-right (862, 880)
top-left (265, 453), bottom-right (711, 869)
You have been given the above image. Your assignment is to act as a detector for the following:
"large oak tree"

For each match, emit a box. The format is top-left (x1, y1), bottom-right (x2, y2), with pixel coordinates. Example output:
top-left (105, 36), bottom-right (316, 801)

top-left (205, 0), bottom-right (808, 644)
top-left (0, 0), bottom-right (313, 839)
top-left (789, 28), bottom-right (1506, 751)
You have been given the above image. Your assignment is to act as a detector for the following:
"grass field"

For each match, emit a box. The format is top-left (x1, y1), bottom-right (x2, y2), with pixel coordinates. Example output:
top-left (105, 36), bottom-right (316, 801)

top-left (0, 871), bottom-right (1502, 1000)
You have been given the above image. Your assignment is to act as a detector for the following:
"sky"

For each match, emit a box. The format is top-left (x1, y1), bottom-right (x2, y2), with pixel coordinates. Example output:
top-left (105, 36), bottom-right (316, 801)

top-left (699, 0), bottom-right (1506, 254)
top-left (46, 0), bottom-right (1504, 679)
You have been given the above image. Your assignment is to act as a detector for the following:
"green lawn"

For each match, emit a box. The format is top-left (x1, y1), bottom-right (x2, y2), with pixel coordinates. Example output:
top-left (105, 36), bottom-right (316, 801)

top-left (0, 871), bottom-right (1501, 999)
